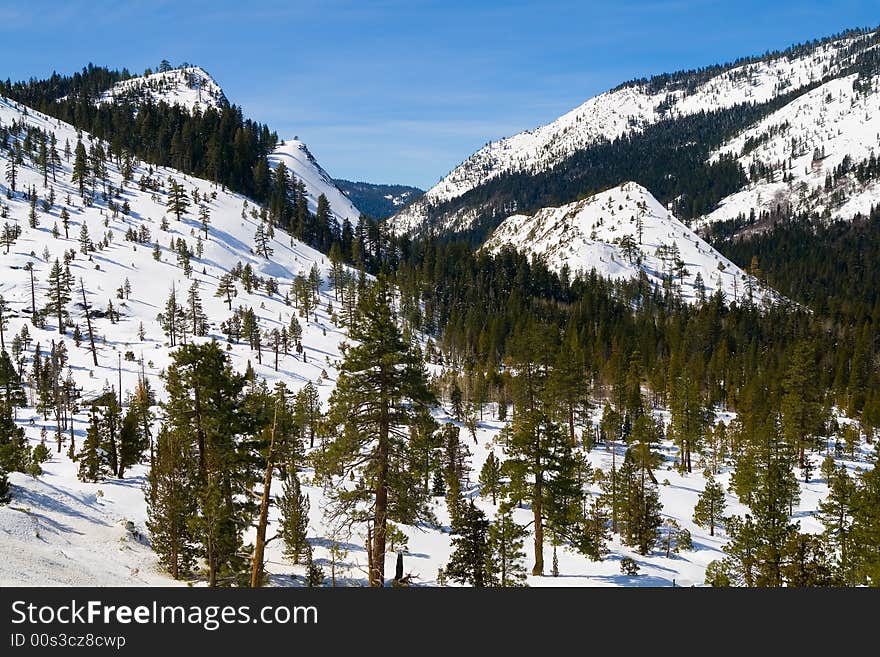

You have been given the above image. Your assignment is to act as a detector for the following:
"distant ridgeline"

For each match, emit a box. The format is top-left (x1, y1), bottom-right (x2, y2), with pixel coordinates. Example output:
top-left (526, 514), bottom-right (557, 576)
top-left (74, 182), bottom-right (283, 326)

top-left (392, 26), bottom-right (880, 246)
top-left (711, 206), bottom-right (880, 319)
top-left (0, 63), bottom-right (274, 201)
top-left (0, 63), bottom-right (385, 269)
top-left (334, 179), bottom-right (424, 220)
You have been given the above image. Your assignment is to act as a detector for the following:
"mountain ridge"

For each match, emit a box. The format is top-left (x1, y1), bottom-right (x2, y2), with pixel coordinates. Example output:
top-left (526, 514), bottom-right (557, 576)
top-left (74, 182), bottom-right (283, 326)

top-left (334, 179), bottom-right (424, 220)
top-left (483, 181), bottom-right (779, 306)
top-left (389, 27), bottom-right (880, 241)
top-left (96, 65), bottom-right (229, 113)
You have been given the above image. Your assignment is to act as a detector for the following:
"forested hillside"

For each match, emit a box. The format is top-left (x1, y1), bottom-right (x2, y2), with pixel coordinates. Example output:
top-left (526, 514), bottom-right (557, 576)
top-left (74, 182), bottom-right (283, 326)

top-left (334, 179), bottom-right (424, 220)
top-left (2, 37), bottom-right (880, 589)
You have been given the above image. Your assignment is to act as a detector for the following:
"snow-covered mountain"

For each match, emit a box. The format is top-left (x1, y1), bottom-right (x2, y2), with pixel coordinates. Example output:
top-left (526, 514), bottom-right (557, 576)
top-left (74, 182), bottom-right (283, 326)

top-left (0, 90), bottom-right (866, 589)
top-left (0, 93), bottom-right (355, 584)
top-left (484, 182), bottom-right (776, 305)
top-left (269, 139), bottom-right (362, 227)
top-left (97, 66), bottom-right (228, 112)
top-left (698, 71), bottom-right (880, 230)
top-left (98, 66), bottom-right (360, 227)
top-left (390, 29), bottom-right (878, 237)
top-left (0, 95), bottom-right (740, 588)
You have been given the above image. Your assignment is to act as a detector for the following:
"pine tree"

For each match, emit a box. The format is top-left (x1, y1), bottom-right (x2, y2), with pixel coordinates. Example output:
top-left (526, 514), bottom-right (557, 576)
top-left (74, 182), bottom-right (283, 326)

top-left (254, 222), bottom-right (273, 259)
top-left (158, 286), bottom-right (181, 347)
top-left (199, 204), bottom-right (211, 238)
top-left (78, 222), bottom-right (90, 255)
top-left (693, 474), bottom-right (726, 536)
top-left (478, 451), bottom-right (502, 504)
top-left (444, 500), bottom-right (492, 587)
top-left (0, 354), bottom-right (23, 414)
top-left (305, 547), bottom-right (324, 587)
top-left (166, 180), bottom-right (190, 221)
top-left (5, 157), bottom-right (16, 193)
top-left (49, 137), bottom-right (60, 183)
top-left (488, 511), bottom-right (528, 587)
top-left (722, 513), bottom-right (761, 586)
top-left (449, 380), bottom-right (464, 420)
top-left (146, 426), bottom-right (198, 579)
top-left (781, 531), bottom-right (835, 586)
top-left (668, 366), bottom-right (707, 474)
top-left (186, 281), bottom-right (207, 337)
top-left (279, 471), bottom-right (310, 564)
top-left (748, 420), bottom-right (799, 587)
top-left (442, 423), bottom-right (467, 527)
top-left (45, 259), bottom-right (71, 334)
top-left (1, 223), bottom-right (19, 255)
top-left (89, 143), bottom-right (107, 195)
top-left (781, 341), bottom-right (823, 472)
top-left (268, 328), bottom-right (280, 371)
top-left (76, 408), bottom-right (107, 482)
top-left (617, 445), bottom-right (662, 555)
top-left (316, 277), bottom-right (435, 587)
top-left (432, 467), bottom-right (446, 496)
top-left (314, 194), bottom-right (333, 249)
top-left (215, 273), bottom-right (237, 311)
top-left (79, 278), bottom-right (98, 366)
top-left (549, 324), bottom-right (586, 445)
top-left (289, 315), bottom-right (302, 352)
top-left (852, 456), bottom-right (880, 585)
top-left (501, 407), bottom-right (588, 573)
top-left (818, 463), bottom-right (857, 584)
top-left (38, 139), bottom-right (48, 187)
top-left (160, 341), bottom-right (259, 586)
top-left (297, 382), bottom-right (321, 449)
top-left (71, 140), bottom-right (88, 198)
top-left (0, 296), bottom-right (9, 352)
top-left (28, 194), bottom-right (38, 228)
top-left (92, 389), bottom-right (122, 478)
top-left (269, 162), bottom-right (291, 227)
top-left (600, 403), bottom-right (622, 531)
top-left (0, 396), bottom-right (30, 476)
top-left (328, 243), bottom-right (345, 301)
top-left (117, 406), bottom-right (148, 479)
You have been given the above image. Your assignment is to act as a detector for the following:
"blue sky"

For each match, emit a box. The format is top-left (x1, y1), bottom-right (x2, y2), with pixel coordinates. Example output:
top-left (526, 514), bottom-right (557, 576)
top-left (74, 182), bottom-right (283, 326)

top-left (1, 1), bottom-right (877, 189)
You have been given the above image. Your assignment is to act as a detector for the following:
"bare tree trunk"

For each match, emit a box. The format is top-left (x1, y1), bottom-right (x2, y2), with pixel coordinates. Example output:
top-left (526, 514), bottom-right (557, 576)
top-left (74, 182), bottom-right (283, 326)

top-left (371, 422), bottom-right (389, 587)
top-left (118, 353), bottom-right (122, 406)
top-left (80, 279), bottom-right (98, 366)
top-left (251, 402), bottom-right (278, 588)
top-left (366, 524), bottom-right (373, 585)
top-left (29, 266), bottom-right (36, 317)
top-left (611, 442), bottom-right (618, 534)
top-left (532, 470), bottom-right (544, 576)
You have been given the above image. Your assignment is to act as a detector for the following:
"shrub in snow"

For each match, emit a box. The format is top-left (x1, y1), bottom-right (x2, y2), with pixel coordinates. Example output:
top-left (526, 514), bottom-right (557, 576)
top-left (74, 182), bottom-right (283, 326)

top-left (620, 557), bottom-right (639, 576)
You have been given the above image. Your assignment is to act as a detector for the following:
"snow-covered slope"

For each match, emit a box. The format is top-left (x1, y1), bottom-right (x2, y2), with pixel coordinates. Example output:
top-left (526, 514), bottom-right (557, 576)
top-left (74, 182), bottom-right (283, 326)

top-left (484, 182), bottom-right (776, 305)
top-left (0, 93), bottom-right (353, 584)
top-left (698, 71), bottom-right (880, 229)
top-left (97, 66), bottom-right (228, 112)
top-left (390, 31), bottom-right (875, 236)
top-left (0, 90), bottom-right (861, 588)
top-left (99, 66), bottom-right (360, 227)
top-left (269, 139), bottom-right (362, 227)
